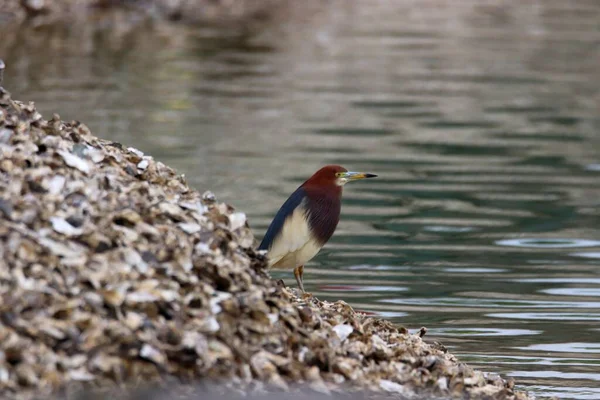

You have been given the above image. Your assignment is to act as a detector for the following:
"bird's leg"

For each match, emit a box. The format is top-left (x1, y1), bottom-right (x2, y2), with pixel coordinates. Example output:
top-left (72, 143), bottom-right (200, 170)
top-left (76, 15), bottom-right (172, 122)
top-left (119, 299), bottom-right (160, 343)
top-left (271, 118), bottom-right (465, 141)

top-left (294, 265), bottom-right (305, 293)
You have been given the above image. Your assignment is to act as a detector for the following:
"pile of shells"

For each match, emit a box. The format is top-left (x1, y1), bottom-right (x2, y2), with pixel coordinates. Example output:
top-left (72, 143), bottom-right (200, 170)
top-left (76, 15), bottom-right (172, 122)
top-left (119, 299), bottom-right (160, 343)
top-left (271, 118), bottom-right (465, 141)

top-left (0, 0), bottom-right (284, 24)
top-left (0, 87), bottom-right (533, 400)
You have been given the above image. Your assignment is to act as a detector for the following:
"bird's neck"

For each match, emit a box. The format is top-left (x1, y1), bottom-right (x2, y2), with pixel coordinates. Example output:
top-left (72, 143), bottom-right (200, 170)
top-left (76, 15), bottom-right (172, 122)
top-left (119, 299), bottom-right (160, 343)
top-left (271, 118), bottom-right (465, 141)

top-left (301, 184), bottom-right (342, 245)
top-left (302, 183), bottom-right (342, 200)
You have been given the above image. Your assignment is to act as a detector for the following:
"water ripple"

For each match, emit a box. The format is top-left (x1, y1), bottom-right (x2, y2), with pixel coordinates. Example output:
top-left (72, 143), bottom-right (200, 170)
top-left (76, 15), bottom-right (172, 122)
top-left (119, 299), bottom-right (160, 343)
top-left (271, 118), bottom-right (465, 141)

top-left (442, 267), bottom-right (507, 273)
top-left (496, 238), bottom-right (600, 248)
top-left (487, 313), bottom-right (600, 321)
top-left (431, 328), bottom-right (542, 337)
top-left (508, 370), bottom-right (600, 381)
top-left (571, 252), bottom-right (600, 259)
top-left (382, 298), bottom-right (600, 309)
top-left (515, 343), bottom-right (600, 354)
top-left (320, 285), bottom-right (408, 293)
top-left (524, 387), bottom-right (600, 400)
top-left (541, 288), bottom-right (600, 297)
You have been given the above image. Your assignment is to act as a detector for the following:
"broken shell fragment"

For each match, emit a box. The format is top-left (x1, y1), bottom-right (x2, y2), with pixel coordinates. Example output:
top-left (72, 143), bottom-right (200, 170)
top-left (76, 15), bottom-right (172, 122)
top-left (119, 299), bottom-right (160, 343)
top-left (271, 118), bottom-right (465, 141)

top-left (332, 324), bottom-right (353, 341)
top-left (57, 149), bottom-right (92, 174)
top-left (50, 216), bottom-right (83, 237)
top-left (139, 344), bottom-right (166, 365)
top-left (228, 212), bottom-right (247, 231)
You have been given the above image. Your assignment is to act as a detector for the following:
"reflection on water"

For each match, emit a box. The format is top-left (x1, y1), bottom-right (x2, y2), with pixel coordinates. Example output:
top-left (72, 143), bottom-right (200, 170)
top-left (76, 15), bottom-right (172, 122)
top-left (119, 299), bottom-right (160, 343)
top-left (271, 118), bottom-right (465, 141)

top-left (2, 1), bottom-right (600, 398)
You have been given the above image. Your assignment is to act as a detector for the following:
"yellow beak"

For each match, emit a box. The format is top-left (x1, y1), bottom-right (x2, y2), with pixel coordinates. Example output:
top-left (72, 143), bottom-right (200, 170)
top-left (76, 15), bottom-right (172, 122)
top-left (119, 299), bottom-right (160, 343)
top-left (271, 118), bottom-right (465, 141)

top-left (341, 171), bottom-right (378, 181)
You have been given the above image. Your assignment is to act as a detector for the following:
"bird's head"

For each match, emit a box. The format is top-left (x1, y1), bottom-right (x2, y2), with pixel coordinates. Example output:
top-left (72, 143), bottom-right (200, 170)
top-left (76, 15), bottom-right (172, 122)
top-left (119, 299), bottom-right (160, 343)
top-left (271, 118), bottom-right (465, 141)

top-left (303, 165), bottom-right (377, 189)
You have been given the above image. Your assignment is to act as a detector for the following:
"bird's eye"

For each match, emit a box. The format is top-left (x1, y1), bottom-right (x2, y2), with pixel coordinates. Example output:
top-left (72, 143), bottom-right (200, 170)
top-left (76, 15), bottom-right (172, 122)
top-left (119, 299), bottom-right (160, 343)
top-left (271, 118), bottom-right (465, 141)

top-left (335, 172), bottom-right (342, 178)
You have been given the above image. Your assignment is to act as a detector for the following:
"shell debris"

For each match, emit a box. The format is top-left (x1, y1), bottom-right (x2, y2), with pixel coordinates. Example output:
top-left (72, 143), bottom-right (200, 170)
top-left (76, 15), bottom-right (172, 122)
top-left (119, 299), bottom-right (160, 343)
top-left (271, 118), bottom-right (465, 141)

top-left (0, 88), bottom-right (534, 400)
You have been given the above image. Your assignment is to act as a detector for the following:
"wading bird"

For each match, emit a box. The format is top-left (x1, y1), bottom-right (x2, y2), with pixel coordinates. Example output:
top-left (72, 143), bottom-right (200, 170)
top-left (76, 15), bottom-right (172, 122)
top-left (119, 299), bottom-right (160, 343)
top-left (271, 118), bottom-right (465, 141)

top-left (258, 165), bottom-right (377, 292)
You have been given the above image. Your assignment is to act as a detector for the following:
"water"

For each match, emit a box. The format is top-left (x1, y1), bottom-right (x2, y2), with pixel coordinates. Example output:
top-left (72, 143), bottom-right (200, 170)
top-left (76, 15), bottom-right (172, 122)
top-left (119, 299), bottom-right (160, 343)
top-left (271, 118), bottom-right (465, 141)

top-left (2, 1), bottom-right (600, 398)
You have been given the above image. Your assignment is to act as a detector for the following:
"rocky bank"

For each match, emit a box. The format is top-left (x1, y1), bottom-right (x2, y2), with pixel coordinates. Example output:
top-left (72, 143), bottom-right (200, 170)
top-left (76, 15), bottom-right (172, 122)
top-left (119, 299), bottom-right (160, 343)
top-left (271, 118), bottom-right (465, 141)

top-left (0, 83), bottom-right (534, 399)
top-left (0, 0), bottom-right (284, 24)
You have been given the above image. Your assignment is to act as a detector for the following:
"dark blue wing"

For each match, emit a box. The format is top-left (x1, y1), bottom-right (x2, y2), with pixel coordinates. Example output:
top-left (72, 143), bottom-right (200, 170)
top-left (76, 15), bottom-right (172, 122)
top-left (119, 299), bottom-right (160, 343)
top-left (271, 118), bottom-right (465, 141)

top-left (258, 187), bottom-right (306, 251)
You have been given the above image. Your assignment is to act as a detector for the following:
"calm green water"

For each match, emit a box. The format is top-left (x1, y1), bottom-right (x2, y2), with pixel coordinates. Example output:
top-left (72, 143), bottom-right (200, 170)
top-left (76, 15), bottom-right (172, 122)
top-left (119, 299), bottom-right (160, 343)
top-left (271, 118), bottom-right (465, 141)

top-left (2, 1), bottom-right (600, 398)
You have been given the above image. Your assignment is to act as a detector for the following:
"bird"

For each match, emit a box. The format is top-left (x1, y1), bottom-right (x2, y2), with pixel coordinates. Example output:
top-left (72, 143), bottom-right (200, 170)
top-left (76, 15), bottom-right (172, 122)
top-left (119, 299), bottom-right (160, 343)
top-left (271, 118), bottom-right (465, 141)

top-left (258, 165), bottom-right (377, 292)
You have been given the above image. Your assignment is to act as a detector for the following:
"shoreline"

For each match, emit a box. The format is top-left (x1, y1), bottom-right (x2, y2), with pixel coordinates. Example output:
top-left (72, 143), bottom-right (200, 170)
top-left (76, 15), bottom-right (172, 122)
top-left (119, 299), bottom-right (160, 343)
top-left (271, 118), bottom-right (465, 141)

top-left (0, 84), bottom-right (534, 399)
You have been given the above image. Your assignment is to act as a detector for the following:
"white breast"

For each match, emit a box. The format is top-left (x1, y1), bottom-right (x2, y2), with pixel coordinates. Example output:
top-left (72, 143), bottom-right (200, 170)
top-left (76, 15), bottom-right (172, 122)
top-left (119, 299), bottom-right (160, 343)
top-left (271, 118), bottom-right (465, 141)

top-left (266, 200), bottom-right (322, 270)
